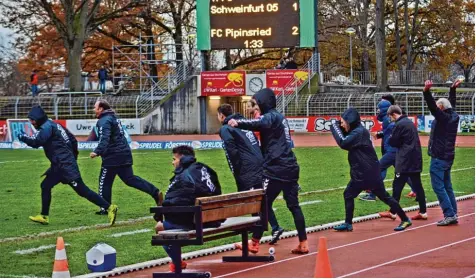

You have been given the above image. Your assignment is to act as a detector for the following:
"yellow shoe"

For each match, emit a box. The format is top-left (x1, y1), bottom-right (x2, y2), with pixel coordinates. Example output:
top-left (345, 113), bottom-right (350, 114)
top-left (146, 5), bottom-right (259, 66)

top-left (29, 215), bottom-right (49, 225)
top-left (107, 205), bottom-right (118, 226)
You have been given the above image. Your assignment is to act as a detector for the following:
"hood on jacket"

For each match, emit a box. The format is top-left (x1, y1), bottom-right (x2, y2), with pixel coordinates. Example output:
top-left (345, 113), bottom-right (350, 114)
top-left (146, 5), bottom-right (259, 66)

top-left (28, 105), bottom-right (48, 127)
top-left (223, 113), bottom-right (244, 125)
top-left (98, 109), bottom-right (115, 119)
top-left (174, 155), bottom-right (196, 174)
top-left (341, 108), bottom-right (361, 131)
top-left (253, 88), bottom-right (276, 114)
top-left (377, 100), bottom-right (392, 122)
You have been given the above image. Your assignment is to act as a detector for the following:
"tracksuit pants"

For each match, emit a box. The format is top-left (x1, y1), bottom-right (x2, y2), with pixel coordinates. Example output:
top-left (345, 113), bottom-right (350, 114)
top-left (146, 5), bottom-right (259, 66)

top-left (390, 172), bottom-right (427, 214)
top-left (98, 165), bottom-right (159, 210)
top-left (40, 174), bottom-right (110, 216)
top-left (344, 179), bottom-right (408, 224)
top-left (264, 178), bottom-right (307, 242)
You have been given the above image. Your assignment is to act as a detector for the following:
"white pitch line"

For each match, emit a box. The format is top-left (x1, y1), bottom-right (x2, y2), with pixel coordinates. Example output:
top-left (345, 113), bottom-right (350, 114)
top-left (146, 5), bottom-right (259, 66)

top-left (338, 237), bottom-right (475, 278)
top-left (0, 274), bottom-right (37, 278)
top-left (215, 212), bottom-right (476, 278)
top-left (0, 167), bottom-right (473, 244)
top-left (108, 229), bottom-right (152, 238)
top-left (14, 243), bottom-right (70, 255)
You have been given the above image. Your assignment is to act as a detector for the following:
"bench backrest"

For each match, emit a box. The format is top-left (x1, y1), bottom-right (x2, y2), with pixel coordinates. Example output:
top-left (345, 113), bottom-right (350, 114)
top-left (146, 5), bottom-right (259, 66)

top-left (195, 189), bottom-right (265, 223)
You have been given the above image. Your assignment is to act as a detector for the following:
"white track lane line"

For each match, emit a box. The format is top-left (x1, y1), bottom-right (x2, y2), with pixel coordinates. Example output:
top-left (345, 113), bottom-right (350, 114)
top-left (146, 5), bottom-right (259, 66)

top-left (216, 213), bottom-right (475, 278)
top-left (338, 237), bottom-right (475, 278)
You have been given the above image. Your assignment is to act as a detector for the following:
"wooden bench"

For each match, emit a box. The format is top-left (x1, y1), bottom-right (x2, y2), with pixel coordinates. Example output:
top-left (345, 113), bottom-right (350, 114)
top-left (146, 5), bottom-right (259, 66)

top-left (150, 189), bottom-right (273, 278)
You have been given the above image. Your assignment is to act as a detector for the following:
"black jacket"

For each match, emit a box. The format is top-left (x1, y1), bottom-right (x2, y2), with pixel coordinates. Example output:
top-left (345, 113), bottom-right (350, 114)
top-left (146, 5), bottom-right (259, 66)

top-left (219, 113), bottom-right (264, 191)
top-left (423, 87), bottom-right (459, 161)
top-left (163, 156), bottom-right (222, 227)
top-left (331, 108), bottom-right (381, 183)
top-left (19, 106), bottom-right (80, 183)
top-left (93, 110), bottom-right (133, 167)
top-left (235, 88), bottom-right (299, 183)
top-left (388, 115), bottom-right (423, 173)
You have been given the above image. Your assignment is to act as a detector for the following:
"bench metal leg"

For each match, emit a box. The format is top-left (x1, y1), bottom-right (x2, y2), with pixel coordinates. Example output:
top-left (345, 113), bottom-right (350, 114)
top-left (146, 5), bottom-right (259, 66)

top-left (222, 231), bottom-right (275, 263)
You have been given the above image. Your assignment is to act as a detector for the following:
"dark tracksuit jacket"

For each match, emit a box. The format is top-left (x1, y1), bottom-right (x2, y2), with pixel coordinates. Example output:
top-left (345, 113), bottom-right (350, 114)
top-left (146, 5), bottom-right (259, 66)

top-left (234, 88), bottom-right (299, 183)
top-left (423, 87), bottom-right (459, 161)
top-left (219, 113), bottom-right (264, 191)
top-left (388, 115), bottom-right (423, 174)
top-left (163, 155), bottom-right (223, 228)
top-left (376, 100), bottom-right (397, 155)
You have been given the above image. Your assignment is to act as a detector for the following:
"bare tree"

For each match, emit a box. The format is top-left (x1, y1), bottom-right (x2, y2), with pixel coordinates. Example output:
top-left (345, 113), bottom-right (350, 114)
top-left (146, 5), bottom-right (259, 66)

top-left (375, 0), bottom-right (388, 90)
top-left (0, 0), bottom-right (142, 92)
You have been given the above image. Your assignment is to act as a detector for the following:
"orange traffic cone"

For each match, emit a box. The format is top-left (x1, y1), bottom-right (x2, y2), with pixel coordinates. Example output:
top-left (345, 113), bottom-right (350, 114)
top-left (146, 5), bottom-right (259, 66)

top-left (314, 237), bottom-right (333, 278)
top-left (52, 237), bottom-right (70, 278)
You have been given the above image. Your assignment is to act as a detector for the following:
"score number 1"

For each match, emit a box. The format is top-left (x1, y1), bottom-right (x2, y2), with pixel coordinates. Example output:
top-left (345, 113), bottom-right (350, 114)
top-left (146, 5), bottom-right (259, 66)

top-left (244, 40), bottom-right (263, 48)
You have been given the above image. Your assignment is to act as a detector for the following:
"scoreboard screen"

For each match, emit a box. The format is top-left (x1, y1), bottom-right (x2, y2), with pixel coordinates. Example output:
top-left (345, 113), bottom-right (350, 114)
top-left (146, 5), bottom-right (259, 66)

top-left (209, 0), bottom-right (300, 49)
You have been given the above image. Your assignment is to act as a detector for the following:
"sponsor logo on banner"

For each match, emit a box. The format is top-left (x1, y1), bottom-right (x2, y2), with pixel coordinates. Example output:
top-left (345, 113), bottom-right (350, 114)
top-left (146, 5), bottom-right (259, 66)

top-left (287, 118), bottom-right (309, 132)
top-left (312, 117), bottom-right (340, 132)
top-left (66, 119), bottom-right (141, 135)
top-left (7, 119), bottom-right (37, 141)
top-left (459, 115), bottom-right (474, 133)
top-left (201, 71), bottom-right (246, 96)
top-left (266, 70), bottom-right (308, 95)
top-left (0, 142), bottom-right (12, 149)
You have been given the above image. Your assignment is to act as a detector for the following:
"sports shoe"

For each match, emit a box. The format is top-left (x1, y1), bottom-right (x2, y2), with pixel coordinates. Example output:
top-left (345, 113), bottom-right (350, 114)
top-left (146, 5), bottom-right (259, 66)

top-left (334, 223), bottom-right (353, 232)
top-left (359, 193), bottom-right (376, 201)
top-left (291, 240), bottom-right (309, 254)
top-left (437, 216), bottom-right (458, 226)
top-left (394, 219), bottom-right (412, 231)
top-left (95, 209), bottom-right (108, 215)
top-left (411, 212), bottom-right (428, 220)
top-left (406, 191), bottom-right (416, 198)
top-left (29, 214), bottom-right (49, 225)
top-left (234, 238), bottom-right (260, 254)
top-left (379, 211), bottom-right (397, 220)
top-left (107, 204), bottom-right (118, 226)
top-left (269, 228), bottom-right (285, 245)
top-left (169, 261), bottom-right (187, 273)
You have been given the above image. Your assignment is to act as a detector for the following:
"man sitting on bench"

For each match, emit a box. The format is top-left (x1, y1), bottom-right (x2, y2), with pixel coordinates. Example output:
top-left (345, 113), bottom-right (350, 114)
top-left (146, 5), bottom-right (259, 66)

top-left (155, 145), bottom-right (223, 272)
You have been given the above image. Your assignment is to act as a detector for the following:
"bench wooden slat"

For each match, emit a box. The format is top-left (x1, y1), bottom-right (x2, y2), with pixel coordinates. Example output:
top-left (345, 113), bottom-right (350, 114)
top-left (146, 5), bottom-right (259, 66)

top-left (201, 201), bottom-right (261, 223)
top-left (196, 189), bottom-right (265, 205)
top-left (198, 195), bottom-right (263, 211)
top-left (153, 216), bottom-right (261, 240)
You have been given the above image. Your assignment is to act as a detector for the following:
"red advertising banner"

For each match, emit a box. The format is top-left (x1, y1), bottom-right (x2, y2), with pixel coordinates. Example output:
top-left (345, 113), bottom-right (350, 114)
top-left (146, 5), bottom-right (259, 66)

top-left (287, 116), bottom-right (417, 133)
top-left (201, 71), bottom-right (246, 96)
top-left (0, 120), bottom-right (7, 142)
top-left (266, 70), bottom-right (309, 95)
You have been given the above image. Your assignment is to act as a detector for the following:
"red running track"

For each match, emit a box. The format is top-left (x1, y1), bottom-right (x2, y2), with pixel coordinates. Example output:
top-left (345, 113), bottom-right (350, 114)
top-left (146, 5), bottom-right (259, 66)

top-left (116, 198), bottom-right (475, 278)
top-left (81, 134), bottom-right (474, 148)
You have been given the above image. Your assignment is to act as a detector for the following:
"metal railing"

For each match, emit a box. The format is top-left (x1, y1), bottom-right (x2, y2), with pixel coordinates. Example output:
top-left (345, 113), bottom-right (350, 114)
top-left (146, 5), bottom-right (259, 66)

top-left (322, 70), bottom-right (448, 85)
top-left (276, 54), bottom-right (318, 115)
top-left (297, 91), bottom-right (475, 117)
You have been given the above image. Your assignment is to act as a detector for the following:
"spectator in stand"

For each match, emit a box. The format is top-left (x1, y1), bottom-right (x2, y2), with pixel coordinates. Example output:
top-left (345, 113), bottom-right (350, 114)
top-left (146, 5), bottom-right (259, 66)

top-left (284, 58), bottom-right (298, 70)
top-left (98, 66), bottom-right (108, 94)
top-left (31, 69), bottom-right (39, 97)
top-left (423, 79), bottom-right (461, 226)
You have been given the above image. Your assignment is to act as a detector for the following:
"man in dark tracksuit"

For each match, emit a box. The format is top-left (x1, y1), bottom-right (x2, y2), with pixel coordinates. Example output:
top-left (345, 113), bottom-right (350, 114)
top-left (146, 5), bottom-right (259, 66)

top-left (18, 105), bottom-right (118, 225)
top-left (217, 104), bottom-right (268, 252)
top-left (379, 105), bottom-right (427, 221)
top-left (423, 80), bottom-right (461, 226)
top-left (228, 88), bottom-right (308, 254)
top-left (155, 146), bottom-right (222, 272)
top-left (90, 99), bottom-right (160, 215)
top-left (330, 108), bottom-right (412, 232)
top-left (360, 100), bottom-right (415, 201)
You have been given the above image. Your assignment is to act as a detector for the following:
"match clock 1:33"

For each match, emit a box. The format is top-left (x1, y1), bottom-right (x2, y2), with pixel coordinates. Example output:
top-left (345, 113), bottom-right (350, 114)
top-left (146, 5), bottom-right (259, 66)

top-left (249, 77), bottom-right (264, 93)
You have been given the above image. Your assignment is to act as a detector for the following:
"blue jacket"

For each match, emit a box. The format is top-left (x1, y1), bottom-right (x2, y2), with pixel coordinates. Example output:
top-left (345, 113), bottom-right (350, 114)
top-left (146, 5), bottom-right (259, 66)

top-left (389, 115), bottom-right (423, 173)
top-left (163, 155), bottom-right (222, 227)
top-left (331, 108), bottom-right (381, 183)
top-left (376, 100), bottom-right (397, 154)
top-left (98, 69), bottom-right (108, 81)
top-left (235, 88), bottom-right (299, 183)
top-left (219, 113), bottom-right (263, 191)
top-left (423, 87), bottom-right (459, 161)
top-left (19, 106), bottom-right (80, 183)
top-left (93, 110), bottom-right (133, 167)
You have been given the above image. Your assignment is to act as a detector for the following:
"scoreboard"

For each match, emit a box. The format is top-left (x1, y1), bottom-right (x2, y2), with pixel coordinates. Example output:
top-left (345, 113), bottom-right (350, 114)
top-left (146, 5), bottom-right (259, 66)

top-left (197, 0), bottom-right (317, 50)
top-left (209, 0), bottom-right (299, 49)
